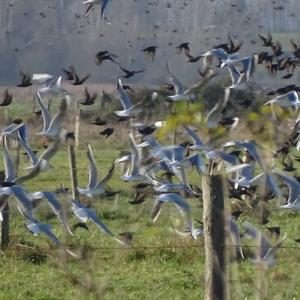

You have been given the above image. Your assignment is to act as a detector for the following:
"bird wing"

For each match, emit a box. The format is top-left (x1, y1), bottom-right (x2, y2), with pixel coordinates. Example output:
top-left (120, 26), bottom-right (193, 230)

top-left (151, 199), bottom-right (164, 222)
top-left (167, 62), bottom-right (184, 95)
top-left (157, 193), bottom-right (191, 215)
top-left (117, 78), bottom-right (133, 110)
top-left (183, 125), bottom-right (204, 147)
top-left (40, 191), bottom-right (73, 236)
top-left (227, 65), bottom-right (241, 86)
top-left (87, 144), bottom-right (98, 189)
top-left (263, 235), bottom-right (286, 262)
top-left (242, 221), bottom-right (271, 259)
top-left (2, 137), bottom-right (15, 183)
top-left (72, 69), bottom-right (80, 83)
top-left (273, 170), bottom-right (300, 205)
top-left (36, 92), bottom-right (51, 131)
top-left (100, 0), bottom-right (110, 19)
top-left (84, 87), bottom-right (90, 99)
top-left (9, 185), bottom-right (33, 216)
top-left (39, 133), bottom-right (63, 162)
top-left (17, 125), bottom-right (38, 166)
top-left (88, 207), bottom-right (126, 245)
top-left (183, 153), bottom-right (206, 174)
top-left (287, 91), bottom-right (299, 104)
top-left (88, 208), bottom-right (114, 235)
top-left (71, 200), bottom-right (88, 222)
top-left (128, 133), bottom-right (140, 175)
top-left (47, 97), bottom-right (68, 135)
top-left (98, 160), bottom-right (115, 187)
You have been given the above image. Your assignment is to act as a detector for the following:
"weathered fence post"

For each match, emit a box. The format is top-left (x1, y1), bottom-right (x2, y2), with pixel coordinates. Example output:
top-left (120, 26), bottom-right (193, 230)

top-left (67, 133), bottom-right (80, 201)
top-left (1, 198), bottom-right (9, 249)
top-left (0, 168), bottom-right (9, 249)
top-left (202, 172), bottom-right (226, 300)
top-left (74, 102), bottom-right (81, 149)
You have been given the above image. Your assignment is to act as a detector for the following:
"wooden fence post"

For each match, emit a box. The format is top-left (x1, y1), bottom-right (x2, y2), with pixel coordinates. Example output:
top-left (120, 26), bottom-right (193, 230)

top-left (74, 102), bottom-right (81, 149)
top-left (202, 173), bottom-right (226, 300)
top-left (1, 198), bottom-right (9, 249)
top-left (0, 169), bottom-right (9, 249)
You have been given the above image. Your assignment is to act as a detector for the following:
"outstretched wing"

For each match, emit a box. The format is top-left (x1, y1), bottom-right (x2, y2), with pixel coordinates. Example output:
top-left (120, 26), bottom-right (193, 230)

top-left (117, 78), bottom-right (133, 110)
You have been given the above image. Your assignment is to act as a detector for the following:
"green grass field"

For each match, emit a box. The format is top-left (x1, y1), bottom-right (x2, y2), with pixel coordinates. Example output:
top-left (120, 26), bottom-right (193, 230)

top-left (1, 140), bottom-right (300, 300)
top-left (1, 64), bottom-right (300, 299)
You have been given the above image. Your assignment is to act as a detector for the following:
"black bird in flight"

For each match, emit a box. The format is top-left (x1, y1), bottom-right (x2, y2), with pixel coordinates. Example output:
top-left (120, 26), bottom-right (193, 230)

top-left (258, 33), bottom-right (273, 47)
top-left (90, 117), bottom-right (107, 126)
top-left (99, 128), bottom-right (114, 138)
top-left (185, 52), bottom-right (201, 63)
top-left (72, 69), bottom-right (90, 86)
top-left (81, 87), bottom-right (97, 105)
top-left (119, 65), bottom-right (144, 79)
top-left (62, 66), bottom-right (75, 80)
top-left (17, 71), bottom-right (32, 87)
top-left (95, 50), bottom-right (118, 65)
top-left (0, 89), bottom-right (13, 106)
top-left (138, 125), bottom-right (157, 136)
top-left (142, 46), bottom-right (157, 61)
top-left (122, 84), bottom-right (135, 93)
top-left (176, 42), bottom-right (190, 54)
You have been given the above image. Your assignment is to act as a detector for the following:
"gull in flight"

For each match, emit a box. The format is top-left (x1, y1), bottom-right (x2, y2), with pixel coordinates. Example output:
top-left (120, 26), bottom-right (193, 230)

top-left (77, 144), bottom-right (115, 197)
top-left (39, 76), bottom-right (67, 95)
top-left (167, 62), bottom-right (196, 101)
top-left (152, 193), bottom-right (196, 239)
top-left (264, 91), bottom-right (300, 108)
top-left (273, 170), bottom-right (300, 210)
top-left (183, 125), bottom-right (206, 151)
top-left (2, 136), bottom-right (15, 184)
top-left (31, 191), bottom-right (73, 235)
top-left (242, 221), bottom-right (286, 267)
top-left (25, 213), bottom-right (77, 257)
top-left (32, 74), bottom-right (54, 85)
top-left (121, 133), bottom-right (148, 182)
top-left (82, 0), bottom-right (111, 21)
top-left (71, 200), bottom-right (125, 245)
top-left (114, 78), bottom-right (143, 119)
top-left (36, 92), bottom-right (69, 139)
top-left (0, 185), bottom-right (33, 217)
top-left (16, 130), bottom-right (67, 184)
top-left (221, 55), bottom-right (258, 82)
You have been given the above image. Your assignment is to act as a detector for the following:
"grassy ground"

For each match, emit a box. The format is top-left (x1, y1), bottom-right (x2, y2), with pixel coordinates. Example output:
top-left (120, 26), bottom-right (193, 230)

top-left (1, 70), bottom-right (300, 299)
top-left (1, 142), bottom-right (300, 300)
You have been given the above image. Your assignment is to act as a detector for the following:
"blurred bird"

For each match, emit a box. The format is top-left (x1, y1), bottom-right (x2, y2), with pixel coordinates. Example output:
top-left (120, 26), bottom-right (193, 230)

top-left (242, 221), bottom-right (286, 267)
top-left (142, 46), bottom-right (157, 61)
top-left (30, 191), bottom-right (73, 235)
top-left (62, 66), bottom-right (75, 81)
top-left (72, 69), bottom-right (90, 86)
top-left (71, 199), bottom-right (125, 245)
top-left (176, 42), bottom-right (190, 54)
top-left (0, 89), bottom-right (13, 106)
top-left (82, 0), bottom-right (111, 19)
top-left (81, 87), bottom-right (97, 105)
top-left (119, 65), bottom-right (144, 79)
top-left (36, 92), bottom-right (69, 139)
top-left (17, 71), bottom-right (32, 87)
top-left (95, 51), bottom-right (118, 65)
top-left (90, 117), bottom-right (107, 126)
top-left (77, 144), bottom-right (115, 197)
top-left (258, 33), bottom-right (274, 47)
top-left (99, 128), bottom-right (114, 138)
top-left (114, 78), bottom-right (143, 118)
top-left (39, 76), bottom-right (67, 95)
top-left (152, 193), bottom-right (196, 239)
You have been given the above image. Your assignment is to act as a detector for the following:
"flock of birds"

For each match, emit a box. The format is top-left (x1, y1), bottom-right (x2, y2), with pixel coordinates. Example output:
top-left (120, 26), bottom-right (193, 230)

top-left (2, 2), bottom-right (300, 268)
